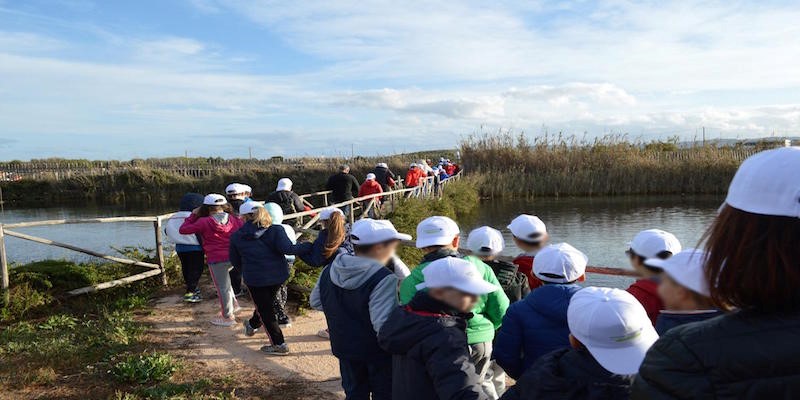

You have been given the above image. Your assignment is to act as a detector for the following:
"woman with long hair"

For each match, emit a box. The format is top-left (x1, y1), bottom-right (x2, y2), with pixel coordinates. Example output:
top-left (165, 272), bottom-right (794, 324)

top-left (179, 194), bottom-right (243, 326)
top-left (299, 208), bottom-right (350, 268)
top-left (632, 147), bottom-right (800, 398)
top-left (229, 202), bottom-right (312, 356)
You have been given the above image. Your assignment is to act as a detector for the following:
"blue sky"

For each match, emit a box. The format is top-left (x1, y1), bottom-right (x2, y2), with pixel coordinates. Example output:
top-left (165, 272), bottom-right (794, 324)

top-left (0, 1), bottom-right (798, 160)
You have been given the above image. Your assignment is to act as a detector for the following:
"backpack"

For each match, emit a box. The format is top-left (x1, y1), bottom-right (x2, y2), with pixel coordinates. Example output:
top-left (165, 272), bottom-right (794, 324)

top-left (485, 260), bottom-right (530, 303)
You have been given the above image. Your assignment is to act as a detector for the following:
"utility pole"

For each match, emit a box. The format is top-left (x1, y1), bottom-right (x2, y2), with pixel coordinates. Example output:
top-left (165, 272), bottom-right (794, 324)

top-left (702, 126), bottom-right (706, 147)
top-left (248, 147), bottom-right (253, 160)
top-left (351, 143), bottom-right (354, 160)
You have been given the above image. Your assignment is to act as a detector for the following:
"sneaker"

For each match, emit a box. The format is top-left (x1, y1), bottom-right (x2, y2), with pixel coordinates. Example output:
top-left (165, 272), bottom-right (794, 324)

top-left (234, 289), bottom-right (247, 298)
top-left (278, 317), bottom-right (292, 328)
top-left (184, 292), bottom-right (202, 303)
top-left (260, 344), bottom-right (290, 356)
top-left (317, 329), bottom-right (330, 339)
top-left (210, 315), bottom-right (236, 327)
top-left (243, 320), bottom-right (257, 337)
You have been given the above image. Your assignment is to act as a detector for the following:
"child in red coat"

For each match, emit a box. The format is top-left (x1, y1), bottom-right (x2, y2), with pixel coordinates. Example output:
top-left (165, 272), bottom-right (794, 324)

top-left (358, 173), bottom-right (383, 218)
top-left (624, 229), bottom-right (682, 325)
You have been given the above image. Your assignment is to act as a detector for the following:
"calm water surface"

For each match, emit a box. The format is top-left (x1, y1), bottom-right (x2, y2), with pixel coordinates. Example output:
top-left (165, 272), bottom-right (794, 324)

top-left (0, 195), bottom-right (722, 288)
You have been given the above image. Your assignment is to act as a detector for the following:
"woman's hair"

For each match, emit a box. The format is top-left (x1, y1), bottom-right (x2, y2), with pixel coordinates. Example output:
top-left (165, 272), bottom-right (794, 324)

top-left (322, 212), bottom-right (346, 259)
top-left (196, 203), bottom-right (232, 217)
top-left (703, 205), bottom-right (800, 313)
top-left (244, 207), bottom-right (272, 228)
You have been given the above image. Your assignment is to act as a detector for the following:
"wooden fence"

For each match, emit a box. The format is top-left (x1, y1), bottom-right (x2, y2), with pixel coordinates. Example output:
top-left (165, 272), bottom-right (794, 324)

top-left (0, 171), bottom-right (634, 301)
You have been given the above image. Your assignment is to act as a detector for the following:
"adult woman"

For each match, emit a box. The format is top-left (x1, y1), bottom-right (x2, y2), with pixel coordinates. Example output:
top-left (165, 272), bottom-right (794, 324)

top-left (229, 202), bottom-right (312, 355)
top-left (632, 147), bottom-right (800, 398)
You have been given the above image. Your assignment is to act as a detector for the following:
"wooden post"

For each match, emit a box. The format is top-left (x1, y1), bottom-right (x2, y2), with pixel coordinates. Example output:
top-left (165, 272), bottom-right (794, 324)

top-left (349, 203), bottom-right (355, 225)
top-left (0, 224), bottom-right (8, 303)
top-left (323, 193), bottom-right (329, 206)
top-left (153, 217), bottom-right (168, 286)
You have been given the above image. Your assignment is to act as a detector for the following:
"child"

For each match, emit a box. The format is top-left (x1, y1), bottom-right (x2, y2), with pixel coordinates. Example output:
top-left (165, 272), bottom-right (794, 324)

top-left (379, 257), bottom-right (500, 400)
top-left (266, 178), bottom-right (306, 216)
top-left (501, 287), bottom-right (658, 400)
top-left (625, 229), bottom-right (682, 325)
top-left (179, 194), bottom-right (244, 326)
top-left (399, 216), bottom-right (509, 399)
top-left (264, 202), bottom-right (299, 328)
top-left (310, 219), bottom-right (411, 400)
top-left (230, 202), bottom-right (312, 355)
top-left (494, 243), bottom-right (586, 380)
top-left (358, 173), bottom-right (383, 218)
top-left (405, 163), bottom-right (422, 188)
top-left (646, 248), bottom-right (722, 335)
top-left (467, 226), bottom-right (530, 303)
top-left (298, 207), bottom-right (350, 268)
top-left (507, 214), bottom-right (549, 290)
top-left (225, 182), bottom-right (251, 297)
top-left (164, 193), bottom-right (205, 303)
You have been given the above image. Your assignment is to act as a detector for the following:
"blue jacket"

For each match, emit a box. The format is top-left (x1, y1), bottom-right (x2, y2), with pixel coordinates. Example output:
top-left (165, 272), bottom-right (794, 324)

top-left (297, 229), bottom-right (351, 268)
top-left (655, 310), bottom-right (723, 335)
top-left (229, 222), bottom-right (312, 287)
top-left (494, 283), bottom-right (582, 379)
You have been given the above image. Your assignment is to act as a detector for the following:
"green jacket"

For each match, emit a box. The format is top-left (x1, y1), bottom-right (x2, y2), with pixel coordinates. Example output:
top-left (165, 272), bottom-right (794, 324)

top-left (399, 251), bottom-right (510, 345)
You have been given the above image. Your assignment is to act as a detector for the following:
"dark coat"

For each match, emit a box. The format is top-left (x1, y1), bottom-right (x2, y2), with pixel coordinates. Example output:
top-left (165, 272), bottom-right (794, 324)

top-left (378, 292), bottom-right (489, 400)
top-left (373, 166), bottom-right (397, 191)
top-left (266, 190), bottom-right (305, 215)
top-left (632, 309), bottom-right (800, 399)
top-left (484, 260), bottom-right (530, 304)
top-left (494, 283), bottom-right (582, 379)
top-left (229, 222), bottom-right (312, 287)
top-left (654, 310), bottom-right (723, 335)
top-left (501, 348), bottom-right (633, 400)
top-left (325, 172), bottom-right (360, 202)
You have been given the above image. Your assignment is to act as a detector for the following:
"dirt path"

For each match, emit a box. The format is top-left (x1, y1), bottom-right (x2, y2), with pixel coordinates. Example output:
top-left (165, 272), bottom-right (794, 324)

top-left (143, 292), bottom-right (344, 399)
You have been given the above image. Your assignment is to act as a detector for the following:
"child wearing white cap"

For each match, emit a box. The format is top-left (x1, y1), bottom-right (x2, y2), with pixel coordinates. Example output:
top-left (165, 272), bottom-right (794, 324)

top-left (266, 177), bottom-right (306, 218)
top-left (502, 287), bottom-right (658, 400)
top-left (379, 257), bottom-right (499, 400)
top-left (467, 226), bottom-right (530, 303)
top-left (508, 214), bottom-right (550, 290)
top-left (647, 249), bottom-right (722, 335)
top-left (179, 194), bottom-right (244, 327)
top-left (399, 216), bottom-right (509, 399)
top-left (494, 243), bottom-right (586, 380)
top-left (358, 173), bottom-right (384, 218)
top-left (309, 218), bottom-right (411, 399)
top-left (625, 229), bottom-right (682, 325)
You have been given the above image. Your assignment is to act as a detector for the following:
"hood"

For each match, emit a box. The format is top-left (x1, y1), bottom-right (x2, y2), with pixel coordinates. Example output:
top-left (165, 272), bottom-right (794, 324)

top-left (525, 283), bottom-right (581, 322)
top-left (522, 348), bottom-right (633, 398)
top-left (328, 253), bottom-right (387, 289)
top-left (179, 193), bottom-right (204, 212)
top-left (379, 292), bottom-right (466, 354)
top-left (237, 221), bottom-right (267, 240)
top-left (265, 202), bottom-right (284, 224)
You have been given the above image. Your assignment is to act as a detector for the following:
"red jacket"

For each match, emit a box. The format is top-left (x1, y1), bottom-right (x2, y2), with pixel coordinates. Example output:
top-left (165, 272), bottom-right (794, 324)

top-left (445, 164), bottom-right (457, 175)
top-left (627, 278), bottom-right (662, 326)
top-left (358, 180), bottom-right (383, 203)
top-left (405, 169), bottom-right (423, 187)
top-left (512, 254), bottom-right (544, 290)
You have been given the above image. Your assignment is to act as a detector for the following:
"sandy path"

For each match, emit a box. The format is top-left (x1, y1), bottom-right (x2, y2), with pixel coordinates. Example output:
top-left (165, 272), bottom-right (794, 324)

top-left (144, 292), bottom-right (344, 399)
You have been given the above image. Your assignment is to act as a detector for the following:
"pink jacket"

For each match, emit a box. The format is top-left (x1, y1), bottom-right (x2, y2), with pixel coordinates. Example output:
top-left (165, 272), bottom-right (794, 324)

top-left (179, 213), bottom-right (243, 264)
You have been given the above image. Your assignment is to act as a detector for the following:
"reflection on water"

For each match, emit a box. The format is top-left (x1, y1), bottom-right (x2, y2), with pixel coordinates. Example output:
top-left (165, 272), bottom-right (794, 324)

top-left (1, 195), bottom-right (722, 288)
top-left (465, 195), bottom-right (723, 288)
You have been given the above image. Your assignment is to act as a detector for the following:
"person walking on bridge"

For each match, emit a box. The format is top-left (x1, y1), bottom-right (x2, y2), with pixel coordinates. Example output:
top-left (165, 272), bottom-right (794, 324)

top-left (267, 178), bottom-right (306, 216)
top-left (326, 164), bottom-right (360, 216)
top-left (372, 162), bottom-right (397, 193)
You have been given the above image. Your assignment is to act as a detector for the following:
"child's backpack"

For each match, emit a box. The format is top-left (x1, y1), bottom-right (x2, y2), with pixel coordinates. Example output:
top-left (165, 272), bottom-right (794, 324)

top-left (485, 260), bottom-right (531, 303)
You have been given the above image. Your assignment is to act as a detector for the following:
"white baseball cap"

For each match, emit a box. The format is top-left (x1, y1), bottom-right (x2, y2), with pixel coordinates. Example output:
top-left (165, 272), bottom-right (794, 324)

top-left (416, 257), bottom-right (498, 295)
top-left (366, 173), bottom-right (376, 181)
top-left (241, 184), bottom-right (252, 193)
top-left (410, 163), bottom-right (418, 168)
top-left (629, 229), bottom-right (682, 260)
top-left (350, 218), bottom-right (412, 245)
top-left (507, 215), bottom-right (547, 242)
top-left (319, 207), bottom-right (344, 220)
top-left (276, 178), bottom-right (293, 191)
top-left (203, 193), bottom-right (227, 205)
top-left (568, 287), bottom-right (659, 375)
top-left (239, 201), bottom-right (264, 215)
top-left (225, 183), bottom-right (247, 195)
top-left (725, 147), bottom-right (800, 218)
top-left (646, 248), bottom-right (711, 297)
top-left (376, 162), bottom-right (388, 168)
top-left (416, 216), bottom-right (460, 248)
top-left (466, 226), bottom-right (505, 256)
top-left (534, 243), bottom-right (587, 283)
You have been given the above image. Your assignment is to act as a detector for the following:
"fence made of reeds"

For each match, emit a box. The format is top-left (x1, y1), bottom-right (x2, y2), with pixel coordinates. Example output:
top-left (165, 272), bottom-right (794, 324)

top-left (461, 132), bottom-right (774, 198)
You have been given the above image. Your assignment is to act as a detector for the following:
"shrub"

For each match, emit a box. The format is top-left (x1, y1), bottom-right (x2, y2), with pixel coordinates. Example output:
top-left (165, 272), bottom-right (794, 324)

top-left (109, 352), bottom-right (180, 384)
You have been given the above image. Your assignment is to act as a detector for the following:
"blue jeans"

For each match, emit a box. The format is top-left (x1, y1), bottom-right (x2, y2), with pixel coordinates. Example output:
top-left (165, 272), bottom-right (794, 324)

top-left (338, 357), bottom-right (392, 400)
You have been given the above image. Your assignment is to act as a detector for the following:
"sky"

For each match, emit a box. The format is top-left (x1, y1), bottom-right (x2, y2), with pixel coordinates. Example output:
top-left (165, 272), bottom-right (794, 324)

top-left (0, 0), bottom-right (798, 160)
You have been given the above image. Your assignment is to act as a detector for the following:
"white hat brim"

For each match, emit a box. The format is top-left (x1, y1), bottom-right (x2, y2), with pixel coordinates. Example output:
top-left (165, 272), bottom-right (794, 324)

top-left (584, 325), bottom-right (659, 375)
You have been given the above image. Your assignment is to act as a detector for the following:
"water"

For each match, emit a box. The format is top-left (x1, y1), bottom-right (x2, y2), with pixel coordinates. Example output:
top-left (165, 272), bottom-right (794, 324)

top-left (0, 195), bottom-right (723, 288)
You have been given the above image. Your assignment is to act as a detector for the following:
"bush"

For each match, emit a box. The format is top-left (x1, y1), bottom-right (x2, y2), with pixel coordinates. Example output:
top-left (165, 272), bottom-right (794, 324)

top-left (109, 352), bottom-right (180, 384)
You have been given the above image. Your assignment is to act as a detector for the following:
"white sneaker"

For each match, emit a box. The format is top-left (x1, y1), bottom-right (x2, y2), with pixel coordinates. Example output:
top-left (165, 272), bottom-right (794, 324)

top-left (211, 315), bottom-right (236, 327)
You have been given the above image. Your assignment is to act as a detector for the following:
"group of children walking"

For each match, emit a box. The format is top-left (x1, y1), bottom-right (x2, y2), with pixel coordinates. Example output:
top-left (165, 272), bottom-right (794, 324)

top-left (163, 146), bottom-right (800, 399)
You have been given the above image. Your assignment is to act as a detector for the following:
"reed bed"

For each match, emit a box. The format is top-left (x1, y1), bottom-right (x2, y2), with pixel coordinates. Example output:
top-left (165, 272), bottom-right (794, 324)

top-left (461, 131), bottom-right (773, 198)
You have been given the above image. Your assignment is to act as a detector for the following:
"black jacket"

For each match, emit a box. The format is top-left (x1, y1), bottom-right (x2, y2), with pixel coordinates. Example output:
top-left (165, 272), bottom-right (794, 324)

top-left (632, 309), bottom-right (800, 399)
top-left (373, 166), bottom-right (396, 191)
top-left (326, 172), bottom-right (360, 202)
top-left (484, 260), bottom-right (530, 304)
top-left (378, 292), bottom-right (488, 400)
top-left (266, 190), bottom-right (305, 215)
top-left (501, 348), bottom-right (633, 400)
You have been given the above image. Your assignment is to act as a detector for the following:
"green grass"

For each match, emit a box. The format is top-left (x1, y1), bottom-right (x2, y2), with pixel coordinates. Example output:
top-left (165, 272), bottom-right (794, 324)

top-left (109, 352), bottom-right (181, 384)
